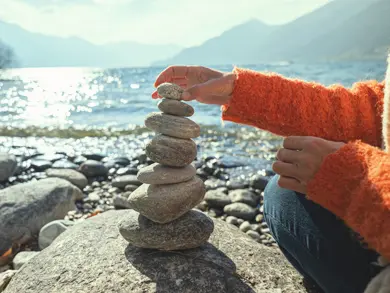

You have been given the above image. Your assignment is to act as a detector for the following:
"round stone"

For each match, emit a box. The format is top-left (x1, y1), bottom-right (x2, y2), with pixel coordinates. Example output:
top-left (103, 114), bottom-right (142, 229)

top-left (119, 210), bottom-right (214, 250)
top-left (229, 189), bottom-right (259, 207)
top-left (145, 112), bottom-right (200, 139)
top-left (158, 99), bottom-right (194, 117)
top-left (45, 168), bottom-right (88, 189)
top-left (127, 176), bottom-right (206, 223)
top-left (145, 134), bottom-right (197, 167)
top-left (204, 190), bottom-right (231, 208)
top-left (156, 82), bottom-right (183, 100)
top-left (246, 230), bottom-right (261, 242)
top-left (223, 203), bottom-right (257, 221)
top-left (78, 160), bottom-right (108, 177)
top-left (239, 221), bottom-right (251, 233)
top-left (137, 163), bottom-right (196, 185)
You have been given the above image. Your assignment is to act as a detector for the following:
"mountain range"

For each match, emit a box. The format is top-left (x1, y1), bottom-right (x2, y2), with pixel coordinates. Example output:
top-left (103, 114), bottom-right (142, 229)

top-left (1, 0), bottom-right (389, 68)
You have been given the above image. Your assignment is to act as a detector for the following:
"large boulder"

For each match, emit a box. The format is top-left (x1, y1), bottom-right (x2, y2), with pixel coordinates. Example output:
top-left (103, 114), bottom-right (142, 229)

top-left (0, 154), bottom-right (17, 182)
top-left (4, 210), bottom-right (305, 293)
top-left (0, 178), bottom-right (82, 255)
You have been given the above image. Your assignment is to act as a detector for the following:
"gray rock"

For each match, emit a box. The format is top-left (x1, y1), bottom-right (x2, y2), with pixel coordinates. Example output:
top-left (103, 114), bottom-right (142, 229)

top-left (12, 252), bottom-right (40, 270)
top-left (158, 99), bottom-right (194, 117)
top-left (145, 134), bottom-right (197, 167)
top-left (0, 154), bottom-right (17, 182)
top-left (230, 189), bottom-right (259, 207)
top-left (45, 168), bottom-right (88, 189)
top-left (86, 192), bottom-right (100, 202)
top-left (128, 176), bottom-right (205, 223)
top-left (0, 178), bottom-right (82, 255)
top-left (38, 220), bottom-right (75, 250)
top-left (137, 163), bottom-right (196, 185)
top-left (30, 159), bottom-right (52, 172)
top-left (246, 230), bottom-right (262, 242)
top-left (0, 270), bottom-right (16, 292)
top-left (112, 175), bottom-right (141, 189)
top-left (78, 160), bottom-right (108, 177)
top-left (3, 210), bottom-right (305, 293)
top-left (225, 216), bottom-right (239, 226)
top-left (51, 160), bottom-right (78, 170)
top-left (145, 112), bottom-right (200, 139)
top-left (119, 210), bottom-right (214, 250)
top-left (250, 174), bottom-right (269, 191)
top-left (239, 221), bottom-right (251, 233)
top-left (156, 82), bottom-right (183, 100)
top-left (113, 195), bottom-right (133, 210)
top-left (204, 190), bottom-right (231, 208)
top-left (224, 203), bottom-right (257, 221)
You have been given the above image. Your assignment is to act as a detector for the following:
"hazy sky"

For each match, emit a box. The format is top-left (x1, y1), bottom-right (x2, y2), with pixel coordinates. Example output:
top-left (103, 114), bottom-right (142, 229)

top-left (0, 0), bottom-right (331, 47)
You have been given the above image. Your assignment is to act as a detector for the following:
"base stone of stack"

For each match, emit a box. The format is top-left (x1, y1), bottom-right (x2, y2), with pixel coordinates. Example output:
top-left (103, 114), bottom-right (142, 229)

top-left (137, 163), bottom-right (196, 185)
top-left (127, 176), bottom-right (205, 223)
top-left (158, 99), bottom-right (194, 117)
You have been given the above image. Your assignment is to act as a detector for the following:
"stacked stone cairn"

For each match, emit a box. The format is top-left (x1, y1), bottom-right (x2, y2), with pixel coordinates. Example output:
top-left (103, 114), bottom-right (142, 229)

top-left (119, 83), bottom-right (214, 250)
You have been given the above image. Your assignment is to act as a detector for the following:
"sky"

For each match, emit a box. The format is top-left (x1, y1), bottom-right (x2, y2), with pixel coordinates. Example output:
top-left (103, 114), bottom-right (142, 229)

top-left (0, 0), bottom-right (331, 47)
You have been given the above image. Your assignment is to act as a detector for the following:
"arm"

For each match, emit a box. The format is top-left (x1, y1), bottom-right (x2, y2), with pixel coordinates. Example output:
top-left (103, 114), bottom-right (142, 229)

top-left (307, 141), bottom-right (390, 260)
top-left (222, 68), bottom-right (385, 147)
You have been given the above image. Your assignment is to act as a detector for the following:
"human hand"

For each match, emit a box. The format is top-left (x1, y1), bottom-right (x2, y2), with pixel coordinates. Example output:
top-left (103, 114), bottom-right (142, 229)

top-left (153, 65), bottom-right (235, 105)
top-left (364, 265), bottom-right (390, 293)
top-left (272, 136), bottom-right (345, 194)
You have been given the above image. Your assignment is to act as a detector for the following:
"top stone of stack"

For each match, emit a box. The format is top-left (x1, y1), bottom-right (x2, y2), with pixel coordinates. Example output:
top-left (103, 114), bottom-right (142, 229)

top-left (157, 83), bottom-right (184, 100)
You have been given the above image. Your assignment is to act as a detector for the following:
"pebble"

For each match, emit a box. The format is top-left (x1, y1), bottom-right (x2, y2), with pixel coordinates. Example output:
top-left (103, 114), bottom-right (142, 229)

top-left (229, 189), bottom-right (259, 207)
top-left (12, 251), bottom-right (40, 270)
top-left (226, 180), bottom-right (249, 190)
top-left (119, 210), bottom-right (214, 250)
top-left (156, 82), bottom-right (184, 100)
top-left (72, 156), bottom-right (87, 165)
top-left (255, 214), bottom-right (264, 223)
top-left (45, 168), bottom-right (88, 189)
top-left (250, 174), bottom-right (269, 191)
top-left (239, 221), bottom-right (251, 233)
top-left (86, 192), bottom-right (101, 202)
top-left (51, 160), bottom-right (78, 170)
top-left (128, 176), bottom-right (206, 223)
top-left (145, 134), bottom-right (197, 167)
top-left (158, 99), bottom-right (194, 117)
top-left (137, 163), bottom-right (196, 185)
top-left (112, 175), bottom-right (141, 189)
top-left (225, 216), bottom-right (239, 226)
top-left (261, 228), bottom-right (271, 234)
top-left (82, 153), bottom-right (105, 161)
top-left (113, 195), bottom-right (132, 209)
top-left (223, 203), bottom-right (257, 221)
top-left (31, 159), bottom-right (52, 172)
top-left (246, 230), bottom-right (262, 242)
top-left (204, 190), bottom-right (231, 208)
top-left (124, 185), bottom-right (138, 192)
top-left (79, 160), bottom-right (108, 177)
top-left (38, 220), bottom-right (75, 249)
top-left (116, 167), bottom-right (138, 176)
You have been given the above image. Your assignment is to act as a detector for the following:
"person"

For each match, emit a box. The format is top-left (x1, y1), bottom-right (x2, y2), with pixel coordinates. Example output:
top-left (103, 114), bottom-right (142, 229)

top-left (152, 61), bottom-right (390, 293)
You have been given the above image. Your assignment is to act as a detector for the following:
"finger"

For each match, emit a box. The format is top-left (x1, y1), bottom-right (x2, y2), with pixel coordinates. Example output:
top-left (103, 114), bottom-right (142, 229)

top-left (151, 91), bottom-right (159, 99)
top-left (277, 176), bottom-right (304, 192)
top-left (154, 66), bottom-right (189, 87)
top-left (276, 148), bottom-right (302, 163)
top-left (272, 161), bottom-right (299, 178)
top-left (183, 75), bottom-right (233, 100)
top-left (283, 136), bottom-right (306, 150)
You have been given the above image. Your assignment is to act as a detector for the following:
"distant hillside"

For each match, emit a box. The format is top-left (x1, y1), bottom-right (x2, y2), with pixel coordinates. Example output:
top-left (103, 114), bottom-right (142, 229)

top-left (156, 0), bottom-right (387, 66)
top-left (0, 21), bottom-right (182, 68)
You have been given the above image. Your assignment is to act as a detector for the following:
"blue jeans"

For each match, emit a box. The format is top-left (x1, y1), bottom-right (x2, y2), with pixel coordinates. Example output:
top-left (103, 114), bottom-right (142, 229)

top-left (264, 175), bottom-right (381, 293)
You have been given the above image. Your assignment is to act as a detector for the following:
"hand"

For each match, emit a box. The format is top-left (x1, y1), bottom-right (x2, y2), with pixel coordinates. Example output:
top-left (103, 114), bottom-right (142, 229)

top-left (152, 65), bottom-right (236, 105)
top-left (272, 136), bottom-right (345, 194)
top-left (364, 265), bottom-right (390, 293)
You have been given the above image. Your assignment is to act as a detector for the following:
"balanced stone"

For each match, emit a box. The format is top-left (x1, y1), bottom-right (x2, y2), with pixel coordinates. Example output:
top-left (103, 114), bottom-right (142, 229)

top-left (119, 210), bottom-right (214, 250)
top-left (158, 99), bottom-right (194, 117)
top-left (145, 112), bottom-right (200, 139)
top-left (127, 176), bottom-right (206, 223)
top-left (137, 162), bottom-right (196, 185)
top-left (156, 82), bottom-right (183, 100)
top-left (145, 134), bottom-right (197, 167)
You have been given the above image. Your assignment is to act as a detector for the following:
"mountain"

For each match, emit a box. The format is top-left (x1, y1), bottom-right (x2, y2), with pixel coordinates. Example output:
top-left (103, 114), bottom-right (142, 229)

top-left (0, 20), bottom-right (182, 68)
top-left (156, 0), bottom-right (387, 66)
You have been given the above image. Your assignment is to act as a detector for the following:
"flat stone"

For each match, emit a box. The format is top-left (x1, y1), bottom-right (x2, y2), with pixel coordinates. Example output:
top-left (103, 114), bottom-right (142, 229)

top-left (12, 252), bottom-right (40, 270)
top-left (2, 210), bottom-right (305, 293)
top-left (0, 178), bottom-right (82, 255)
top-left (158, 99), bottom-right (194, 117)
top-left (239, 221), bottom-right (252, 233)
top-left (112, 175), bottom-right (141, 189)
top-left (145, 112), bottom-right (200, 139)
top-left (51, 160), bottom-right (78, 170)
top-left (78, 160), bottom-right (108, 177)
top-left (119, 210), bottom-right (214, 250)
top-left (156, 82), bottom-right (183, 100)
top-left (30, 159), bottom-right (52, 172)
top-left (39, 220), bottom-right (75, 250)
top-left (137, 163), bottom-right (196, 185)
top-left (0, 270), bottom-right (17, 292)
top-left (204, 190), bottom-right (231, 208)
top-left (230, 189), bottom-right (259, 207)
top-left (128, 176), bottom-right (205, 223)
top-left (45, 168), bottom-right (88, 189)
top-left (0, 154), bottom-right (17, 182)
top-left (223, 203), bottom-right (257, 221)
top-left (145, 134), bottom-right (197, 167)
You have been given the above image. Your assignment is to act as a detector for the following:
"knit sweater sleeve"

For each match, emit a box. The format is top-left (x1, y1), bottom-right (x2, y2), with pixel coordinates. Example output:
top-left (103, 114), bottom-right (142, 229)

top-left (307, 141), bottom-right (390, 260)
top-left (222, 68), bottom-right (385, 147)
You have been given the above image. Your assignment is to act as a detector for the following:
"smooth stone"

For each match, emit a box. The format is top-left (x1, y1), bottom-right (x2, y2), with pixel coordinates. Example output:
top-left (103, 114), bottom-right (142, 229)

top-left (124, 185), bottom-right (138, 192)
top-left (110, 157), bottom-right (130, 166)
top-left (239, 221), bottom-right (251, 233)
top-left (204, 178), bottom-right (226, 190)
top-left (250, 174), bottom-right (269, 191)
top-left (255, 214), bottom-right (264, 223)
top-left (223, 203), bottom-right (257, 221)
top-left (119, 210), bottom-right (214, 250)
top-left (38, 220), bottom-right (75, 250)
top-left (145, 134), bottom-right (197, 167)
top-left (128, 176), bottom-right (206, 223)
top-left (229, 189), bottom-right (259, 207)
top-left (51, 160), bottom-right (78, 170)
top-left (137, 163), bottom-right (196, 185)
top-left (45, 168), bottom-right (88, 189)
top-left (204, 190), bottom-right (231, 208)
top-left (116, 167), bottom-right (138, 176)
top-left (78, 160), bottom-right (108, 177)
top-left (225, 216), bottom-right (239, 226)
top-left (112, 175), bottom-right (141, 189)
top-left (0, 154), bottom-right (17, 182)
top-left (158, 99), bottom-right (194, 117)
top-left (0, 178), bottom-right (82, 255)
top-left (246, 230), bottom-right (262, 242)
top-left (2, 210), bottom-right (305, 293)
top-left (144, 112), bottom-right (200, 139)
top-left (113, 195), bottom-right (133, 210)
top-left (30, 159), bottom-right (52, 172)
top-left (0, 270), bottom-right (16, 291)
top-left (12, 252), bottom-right (40, 270)
top-left (156, 82), bottom-right (183, 100)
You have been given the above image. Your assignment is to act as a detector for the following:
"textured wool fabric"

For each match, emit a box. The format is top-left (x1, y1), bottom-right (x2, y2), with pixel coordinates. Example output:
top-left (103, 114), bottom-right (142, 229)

top-left (222, 67), bottom-right (390, 260)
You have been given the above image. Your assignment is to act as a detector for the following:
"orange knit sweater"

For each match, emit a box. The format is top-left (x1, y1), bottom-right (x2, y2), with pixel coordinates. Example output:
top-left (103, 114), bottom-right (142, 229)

top-left (222, 68), bottom-right (389, 259)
